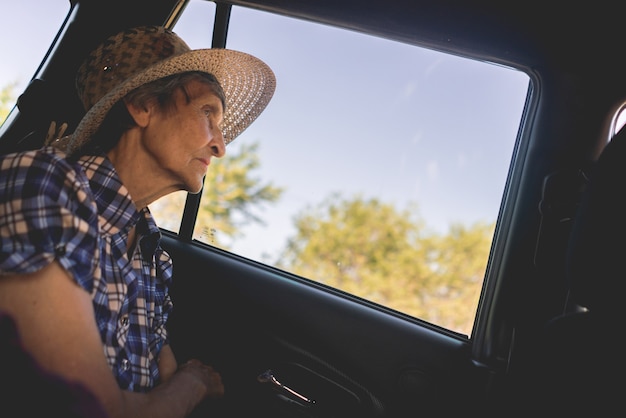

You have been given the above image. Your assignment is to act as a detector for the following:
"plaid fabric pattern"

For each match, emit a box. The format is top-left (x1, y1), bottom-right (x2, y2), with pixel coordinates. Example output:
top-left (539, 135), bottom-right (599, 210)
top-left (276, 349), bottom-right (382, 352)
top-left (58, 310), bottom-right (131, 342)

top-left (0, 146), bottom-right (173, 392)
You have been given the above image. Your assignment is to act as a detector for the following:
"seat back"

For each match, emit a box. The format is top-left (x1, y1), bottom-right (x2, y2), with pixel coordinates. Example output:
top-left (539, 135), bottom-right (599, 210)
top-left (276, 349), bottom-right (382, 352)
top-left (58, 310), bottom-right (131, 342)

top-left (539, 126), bottom-right (626, 414)
top-left (566, 128), bottom-right (626, 315)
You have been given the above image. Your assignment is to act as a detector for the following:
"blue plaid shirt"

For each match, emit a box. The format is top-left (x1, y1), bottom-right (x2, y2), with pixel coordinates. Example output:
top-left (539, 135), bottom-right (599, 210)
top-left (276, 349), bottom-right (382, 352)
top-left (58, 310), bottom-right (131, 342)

top-left (0, 146), bottom-right (173, 392)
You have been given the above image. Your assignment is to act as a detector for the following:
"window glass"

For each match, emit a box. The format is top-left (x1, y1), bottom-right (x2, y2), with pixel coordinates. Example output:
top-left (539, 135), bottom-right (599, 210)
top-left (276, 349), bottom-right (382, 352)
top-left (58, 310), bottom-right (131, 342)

top-left (0, 0), bottom-right (69, 125)
top-left (149, 0), bottom-right (217, 233)
top-left (161, 1), bottom-right (529, 336)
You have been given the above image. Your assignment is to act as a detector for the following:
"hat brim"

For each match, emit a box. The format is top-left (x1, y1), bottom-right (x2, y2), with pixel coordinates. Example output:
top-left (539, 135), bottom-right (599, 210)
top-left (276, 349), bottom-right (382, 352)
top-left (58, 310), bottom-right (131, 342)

top-left (67, 48), bottom-right (275, 153)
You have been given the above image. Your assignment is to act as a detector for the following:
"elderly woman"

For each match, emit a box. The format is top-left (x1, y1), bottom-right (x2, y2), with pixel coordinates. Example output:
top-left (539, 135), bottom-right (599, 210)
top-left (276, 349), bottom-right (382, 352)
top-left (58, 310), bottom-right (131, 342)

top-left (0, 26), bottom-right (275, 417)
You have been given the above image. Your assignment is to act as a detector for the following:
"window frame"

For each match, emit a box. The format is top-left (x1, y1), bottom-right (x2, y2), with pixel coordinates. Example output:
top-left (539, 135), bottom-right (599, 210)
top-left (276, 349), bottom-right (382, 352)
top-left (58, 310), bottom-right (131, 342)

top-left (164, 0), bottom-right (531, 338)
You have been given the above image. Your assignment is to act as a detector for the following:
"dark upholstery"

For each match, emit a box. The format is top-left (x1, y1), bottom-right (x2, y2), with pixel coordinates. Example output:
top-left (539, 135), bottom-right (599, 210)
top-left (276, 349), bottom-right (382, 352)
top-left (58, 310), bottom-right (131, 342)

top-left (538, 127), bottom-right (626, 415)
top-left (566, 127), bottom-right (626, 315)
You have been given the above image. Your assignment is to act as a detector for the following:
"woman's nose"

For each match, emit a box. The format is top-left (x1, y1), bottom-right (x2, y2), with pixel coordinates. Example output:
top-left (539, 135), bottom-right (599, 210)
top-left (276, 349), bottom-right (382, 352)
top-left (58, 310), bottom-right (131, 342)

top-left (209, 128), bottom-right (226, 158)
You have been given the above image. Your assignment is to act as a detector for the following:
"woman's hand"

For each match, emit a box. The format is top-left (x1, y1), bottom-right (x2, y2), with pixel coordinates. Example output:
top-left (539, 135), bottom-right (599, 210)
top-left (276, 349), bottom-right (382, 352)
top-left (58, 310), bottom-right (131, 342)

top-left (148, 358), bottom-right (224, 416)
top-left (177, 359), bottom-right (225, 400)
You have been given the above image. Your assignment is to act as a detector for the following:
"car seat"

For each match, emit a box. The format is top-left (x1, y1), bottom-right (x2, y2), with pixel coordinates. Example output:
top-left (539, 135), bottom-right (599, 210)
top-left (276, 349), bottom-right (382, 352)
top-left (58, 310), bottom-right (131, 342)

top-left (538, 125), bottom-right (626, 415)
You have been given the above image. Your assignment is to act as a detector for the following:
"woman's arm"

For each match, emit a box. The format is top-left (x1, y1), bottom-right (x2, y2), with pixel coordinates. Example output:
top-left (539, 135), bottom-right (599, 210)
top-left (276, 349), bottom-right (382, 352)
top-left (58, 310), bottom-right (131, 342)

top-left (158, 344), bottom-right (178, 383)
top-left (0, 261), bottom-right (222, 418)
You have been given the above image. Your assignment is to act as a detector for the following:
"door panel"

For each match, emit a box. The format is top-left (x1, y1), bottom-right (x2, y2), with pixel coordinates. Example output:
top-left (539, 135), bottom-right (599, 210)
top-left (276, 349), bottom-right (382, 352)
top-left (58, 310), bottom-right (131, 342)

top-left (163, 234), bottom-right (483, 417)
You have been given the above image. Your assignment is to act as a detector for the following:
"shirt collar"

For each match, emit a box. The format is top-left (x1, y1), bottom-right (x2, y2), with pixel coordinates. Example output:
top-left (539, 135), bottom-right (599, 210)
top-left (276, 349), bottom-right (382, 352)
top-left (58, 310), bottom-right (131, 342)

top-left (78, 153), bottom-right (142, 235)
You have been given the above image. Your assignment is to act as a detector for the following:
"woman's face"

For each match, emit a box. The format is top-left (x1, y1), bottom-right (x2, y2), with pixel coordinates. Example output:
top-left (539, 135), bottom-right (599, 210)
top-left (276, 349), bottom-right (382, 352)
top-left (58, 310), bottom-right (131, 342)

top-left (141, 79), bottom-right (226, 194)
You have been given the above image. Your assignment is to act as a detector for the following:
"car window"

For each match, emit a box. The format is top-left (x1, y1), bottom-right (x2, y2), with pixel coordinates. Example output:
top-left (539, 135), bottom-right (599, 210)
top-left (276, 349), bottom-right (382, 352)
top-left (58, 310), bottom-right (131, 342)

top-left (0, 0), bottom-right (70, 125)
top-left (155, 1), bottom-right (530, 336)
top-left (143, 0), bottom-right (218, 229)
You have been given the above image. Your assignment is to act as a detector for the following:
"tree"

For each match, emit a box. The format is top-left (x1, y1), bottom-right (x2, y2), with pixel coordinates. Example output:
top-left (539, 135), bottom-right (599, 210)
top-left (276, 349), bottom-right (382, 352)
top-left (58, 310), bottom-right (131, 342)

top-left (150, 141), bottom-right (284, 249)
top-left (0, 82), bottom-right (17, 125)
top-left (276, 193), bottom-right (494, 335)
top-left (419, 221), bottom-right (494, 332)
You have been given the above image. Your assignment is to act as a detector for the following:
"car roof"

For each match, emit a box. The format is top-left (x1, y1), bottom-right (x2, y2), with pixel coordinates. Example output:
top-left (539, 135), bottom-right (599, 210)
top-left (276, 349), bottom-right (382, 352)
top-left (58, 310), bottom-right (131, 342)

top-left (0, 0), bottom-right (622, 154)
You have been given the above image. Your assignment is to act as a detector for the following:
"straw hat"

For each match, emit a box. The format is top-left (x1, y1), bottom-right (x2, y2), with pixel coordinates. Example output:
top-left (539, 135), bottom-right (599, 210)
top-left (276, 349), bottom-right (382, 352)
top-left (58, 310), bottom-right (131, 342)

top-left (58, 25), bottom-right (276, 154)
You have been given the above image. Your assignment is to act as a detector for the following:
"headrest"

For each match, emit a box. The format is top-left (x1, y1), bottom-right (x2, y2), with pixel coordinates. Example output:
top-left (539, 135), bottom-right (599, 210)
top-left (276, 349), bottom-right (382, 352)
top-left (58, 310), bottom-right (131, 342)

top-left (566, 127), bottom-right (626, 314)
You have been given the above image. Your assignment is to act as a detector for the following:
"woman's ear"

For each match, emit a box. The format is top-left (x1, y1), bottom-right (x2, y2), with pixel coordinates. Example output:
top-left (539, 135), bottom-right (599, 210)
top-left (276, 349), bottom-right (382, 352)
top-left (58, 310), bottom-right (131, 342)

top-left (124, 99), bottom-right (151, 128)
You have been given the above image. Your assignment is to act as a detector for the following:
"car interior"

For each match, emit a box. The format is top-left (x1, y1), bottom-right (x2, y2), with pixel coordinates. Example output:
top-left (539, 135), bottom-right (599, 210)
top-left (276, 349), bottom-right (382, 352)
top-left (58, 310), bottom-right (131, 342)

top-left (1, 0), bottom-right (625, 416)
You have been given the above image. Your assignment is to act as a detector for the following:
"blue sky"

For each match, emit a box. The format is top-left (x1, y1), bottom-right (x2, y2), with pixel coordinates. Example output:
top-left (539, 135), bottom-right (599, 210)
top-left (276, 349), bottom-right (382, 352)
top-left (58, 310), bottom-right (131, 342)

top-left (1, 0), bottom-right (530, 262)
top-left (0, 1), bottom-right (69, 94)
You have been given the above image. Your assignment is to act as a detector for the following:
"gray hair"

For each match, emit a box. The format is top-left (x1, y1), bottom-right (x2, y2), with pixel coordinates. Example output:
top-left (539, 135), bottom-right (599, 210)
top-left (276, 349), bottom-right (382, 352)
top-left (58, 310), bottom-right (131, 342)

top-left (78, 71), bottom-right (225, 156)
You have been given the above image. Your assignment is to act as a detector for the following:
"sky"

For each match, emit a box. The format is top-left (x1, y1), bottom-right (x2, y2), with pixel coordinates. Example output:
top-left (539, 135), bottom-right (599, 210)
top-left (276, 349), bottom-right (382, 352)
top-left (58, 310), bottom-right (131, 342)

top-left (0, 1), bottom-right (69, 94)
top-left (0, 0), bottom-right (530, 262)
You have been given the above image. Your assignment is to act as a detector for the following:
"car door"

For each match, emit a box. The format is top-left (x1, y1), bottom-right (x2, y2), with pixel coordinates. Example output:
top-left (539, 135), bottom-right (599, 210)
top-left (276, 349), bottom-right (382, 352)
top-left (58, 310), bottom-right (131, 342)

top-left (164, 233), bottom-right (478, 417)
top-left (149, 1), bottom-right (531, 417)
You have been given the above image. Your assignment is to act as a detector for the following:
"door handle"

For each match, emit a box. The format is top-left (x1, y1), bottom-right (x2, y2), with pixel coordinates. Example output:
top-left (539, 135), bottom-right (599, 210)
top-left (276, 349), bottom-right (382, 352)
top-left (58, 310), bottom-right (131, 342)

top-left (257, 369), bottom-right (316, 406)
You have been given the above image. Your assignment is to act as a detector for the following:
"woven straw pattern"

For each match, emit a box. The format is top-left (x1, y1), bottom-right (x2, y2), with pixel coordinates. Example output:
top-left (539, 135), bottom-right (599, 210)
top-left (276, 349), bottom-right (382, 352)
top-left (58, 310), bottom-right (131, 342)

top-left (64, 26), bottom-right (275, 154)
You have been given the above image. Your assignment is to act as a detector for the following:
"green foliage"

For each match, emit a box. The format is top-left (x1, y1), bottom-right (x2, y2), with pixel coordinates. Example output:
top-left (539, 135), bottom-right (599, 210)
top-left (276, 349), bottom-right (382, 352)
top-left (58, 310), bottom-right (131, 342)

top-left (153, 140), bottom-right (494, 336)
top-left (277, 193), bottom-right (494, 335)
top-left (0, 82), bottom-right (17, 125)
top-left (195, 141), bottom-right (284, 247)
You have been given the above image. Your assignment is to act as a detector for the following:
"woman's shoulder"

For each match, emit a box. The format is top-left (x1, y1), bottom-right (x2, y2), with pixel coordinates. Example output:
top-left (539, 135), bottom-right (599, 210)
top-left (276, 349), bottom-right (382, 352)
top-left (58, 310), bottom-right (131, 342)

top-left (1, 146), bottom-right (92, 203)
top-left (1, 147), bottom-right (81, 190)
top-left (1, 146), bottom-right (78, 176)
top-left (0, 146), bottom-right (100, 281)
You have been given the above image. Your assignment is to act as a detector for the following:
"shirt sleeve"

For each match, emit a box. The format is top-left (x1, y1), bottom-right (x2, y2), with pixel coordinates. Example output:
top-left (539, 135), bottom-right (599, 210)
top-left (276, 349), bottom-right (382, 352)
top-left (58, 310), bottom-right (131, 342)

top-left (0, 149), bottom-right (100, 293)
